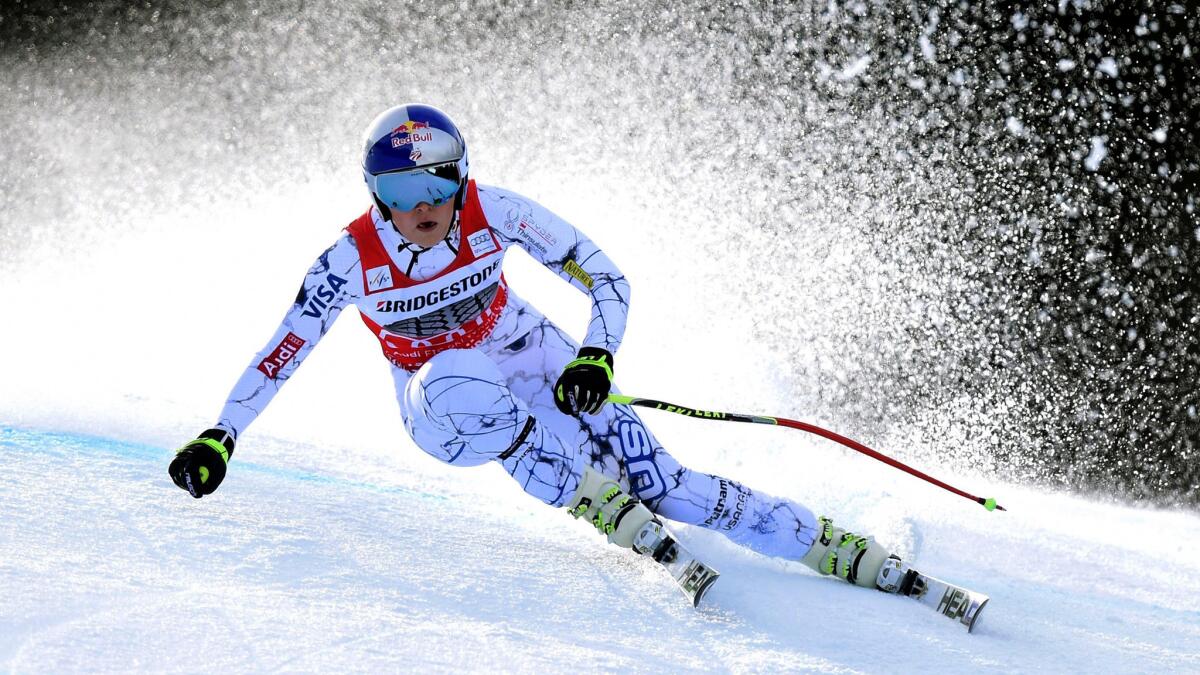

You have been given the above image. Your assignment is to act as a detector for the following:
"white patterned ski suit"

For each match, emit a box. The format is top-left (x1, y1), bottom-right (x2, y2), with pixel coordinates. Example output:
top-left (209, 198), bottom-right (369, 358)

top-left (214, 182), bottom-right (821, 560)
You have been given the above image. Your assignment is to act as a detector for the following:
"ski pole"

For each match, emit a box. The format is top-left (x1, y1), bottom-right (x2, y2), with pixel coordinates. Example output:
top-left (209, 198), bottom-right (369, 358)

top-left (607, 393), bottom-right (1006, 512)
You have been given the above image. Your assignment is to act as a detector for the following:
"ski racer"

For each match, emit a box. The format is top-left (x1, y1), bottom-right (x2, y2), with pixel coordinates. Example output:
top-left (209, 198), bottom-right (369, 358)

top-left (168, 103), bottom-right (903, 596)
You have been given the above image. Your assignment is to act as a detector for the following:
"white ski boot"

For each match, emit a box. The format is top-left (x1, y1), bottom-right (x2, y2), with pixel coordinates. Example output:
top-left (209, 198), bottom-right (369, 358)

top-left (565, 467), bottom-right (719, 606)
top-left (800, 516), bottom-right (895, 589)
top-left (800, 516), bottom-right (989, 632)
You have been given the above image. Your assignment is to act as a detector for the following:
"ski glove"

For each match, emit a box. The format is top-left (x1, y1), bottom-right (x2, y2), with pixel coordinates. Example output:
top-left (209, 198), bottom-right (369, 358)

top-left (169, 428), bottom-right (235, 498)
top-left (554, 347), bottom-right (614, 416)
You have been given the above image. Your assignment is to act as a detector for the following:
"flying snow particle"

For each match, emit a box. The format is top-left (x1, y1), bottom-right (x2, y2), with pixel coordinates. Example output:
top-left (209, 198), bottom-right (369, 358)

top-left (1006, 116), bottom-right (1026, 136)
top-left (1085, 137), bottom-right (1108, 171)
top-left (1097, 57), bottom-right (1119, 77)
top-left (1152, 128), bottom-right (1168, 143)
top-left (1057, 59), bottom-right (1077, 71)
top-left (1194, 226), bottom-right (1200, 242)
top-left (1028, 241), bottom-right (1042, 265)
top-left (920, 34), bottom-right (936, 61)
top-left (1012, 12), bottom-right (1029, 30)
top-left (835, 55), bottom-right (872, 80)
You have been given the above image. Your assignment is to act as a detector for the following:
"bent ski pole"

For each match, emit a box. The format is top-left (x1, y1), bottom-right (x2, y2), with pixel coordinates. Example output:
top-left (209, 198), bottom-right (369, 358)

top-left (607, 394), bottom-right (1006, 512)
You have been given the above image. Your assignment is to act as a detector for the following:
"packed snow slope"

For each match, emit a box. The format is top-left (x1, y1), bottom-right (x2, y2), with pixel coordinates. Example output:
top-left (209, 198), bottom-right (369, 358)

top-left (2, 423), bottom-right (1199, 672)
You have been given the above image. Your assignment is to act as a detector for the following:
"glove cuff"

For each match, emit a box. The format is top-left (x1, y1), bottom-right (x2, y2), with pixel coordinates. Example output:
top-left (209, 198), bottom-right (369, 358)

top-left (184, 427), bottom-right (236, 464)
top-left (572, 347), bottom-right (614, 377)
top-left (198, 427), bottom-right (236, 451)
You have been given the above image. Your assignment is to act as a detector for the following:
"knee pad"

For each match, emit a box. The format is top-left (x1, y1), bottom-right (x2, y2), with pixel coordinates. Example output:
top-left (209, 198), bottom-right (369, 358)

top-left (800, 516), bottom-right (895, 590)
top-left (565, 467), bottom-right (657, 549)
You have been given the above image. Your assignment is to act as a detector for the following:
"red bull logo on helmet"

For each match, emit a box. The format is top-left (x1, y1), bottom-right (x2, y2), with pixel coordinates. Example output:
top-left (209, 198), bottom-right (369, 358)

top-left (389, 120), bottom-right (434, 148)
top-left (389, 120), bottom-right (431, 135)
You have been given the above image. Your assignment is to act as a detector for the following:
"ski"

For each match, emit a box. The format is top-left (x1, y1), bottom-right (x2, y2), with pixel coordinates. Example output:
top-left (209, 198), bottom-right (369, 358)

top-left (632, 520), bottom-right (720, 607)
top-left (877, 557), bottom-right (989, 632)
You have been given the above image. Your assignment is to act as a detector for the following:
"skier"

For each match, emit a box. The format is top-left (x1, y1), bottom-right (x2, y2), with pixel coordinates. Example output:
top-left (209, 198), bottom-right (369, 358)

top-left (168, 103), bottom-right (902, 598)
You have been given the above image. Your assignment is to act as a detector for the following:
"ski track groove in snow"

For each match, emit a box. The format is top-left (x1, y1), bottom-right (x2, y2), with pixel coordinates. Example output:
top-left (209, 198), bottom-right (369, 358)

top-left (1, 425), bottom-right (1199, 673)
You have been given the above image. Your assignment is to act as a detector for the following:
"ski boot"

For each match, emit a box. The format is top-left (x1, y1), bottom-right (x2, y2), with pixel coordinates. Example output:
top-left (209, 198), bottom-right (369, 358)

top-left (801, 516), bottom-right (989, 632)
top-left (566, 467), bottom-right (719, 606)
top-left (800, 516), bottom-right (895, 589)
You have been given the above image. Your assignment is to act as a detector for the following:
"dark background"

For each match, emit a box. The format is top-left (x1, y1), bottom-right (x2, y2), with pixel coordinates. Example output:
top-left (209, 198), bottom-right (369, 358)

top-left (755, 1), bottom-right (1199, 504)
top-left (3, 0), bottom-right (1196, 505)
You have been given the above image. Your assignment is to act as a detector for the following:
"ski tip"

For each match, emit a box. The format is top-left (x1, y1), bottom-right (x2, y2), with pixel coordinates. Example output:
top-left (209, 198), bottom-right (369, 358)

top-left (967, 597), bottom-right (989, 633)
top-left (982, 497), bottom-right (1006, 512)
top-left (692, 571), bottom-right (720, 608)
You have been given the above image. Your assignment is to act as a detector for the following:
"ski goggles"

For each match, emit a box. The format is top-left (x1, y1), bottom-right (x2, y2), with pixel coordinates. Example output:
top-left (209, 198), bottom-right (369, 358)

top-left (368, 162), bottom-right (462, 212)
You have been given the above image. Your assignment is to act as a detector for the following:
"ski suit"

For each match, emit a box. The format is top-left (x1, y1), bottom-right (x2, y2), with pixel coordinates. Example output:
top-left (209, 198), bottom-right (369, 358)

top-left (215, 182), bottom-right (821, 560)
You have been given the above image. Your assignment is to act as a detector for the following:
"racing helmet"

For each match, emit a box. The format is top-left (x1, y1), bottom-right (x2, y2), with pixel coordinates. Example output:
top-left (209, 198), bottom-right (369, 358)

top-left (361, 103), bottom-right (469, 220)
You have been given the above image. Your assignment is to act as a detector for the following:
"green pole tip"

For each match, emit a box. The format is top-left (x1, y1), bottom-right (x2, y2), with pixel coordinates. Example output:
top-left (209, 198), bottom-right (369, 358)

top-left (983, 497), bottom-right (997, 511)
top-left (608, 394), bottom-right (634, 405)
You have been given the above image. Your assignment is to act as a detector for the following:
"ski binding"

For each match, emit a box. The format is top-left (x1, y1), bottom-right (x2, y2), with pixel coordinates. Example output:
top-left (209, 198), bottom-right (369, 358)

top-left (877, 557), bottom-right (989, 632)
top-left (633, 520), bottom-right (719, 607)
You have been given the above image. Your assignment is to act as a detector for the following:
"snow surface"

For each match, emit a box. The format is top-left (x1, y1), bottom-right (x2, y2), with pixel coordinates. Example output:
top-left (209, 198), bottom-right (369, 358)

top-left (3, 424), bottom-right (1199, 673)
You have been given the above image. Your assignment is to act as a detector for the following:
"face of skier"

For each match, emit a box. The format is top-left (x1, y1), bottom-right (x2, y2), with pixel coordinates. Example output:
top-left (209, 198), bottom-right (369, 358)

top-left (390, 199), bottom-right (456, 246)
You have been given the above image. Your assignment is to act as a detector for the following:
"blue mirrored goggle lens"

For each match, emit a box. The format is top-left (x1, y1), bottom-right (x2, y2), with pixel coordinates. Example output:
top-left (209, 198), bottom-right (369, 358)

top-left (373, 164), bottom-right (461, 212)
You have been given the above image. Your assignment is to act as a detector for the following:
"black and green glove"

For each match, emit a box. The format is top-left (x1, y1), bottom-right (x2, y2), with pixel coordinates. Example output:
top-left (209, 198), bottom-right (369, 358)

top-left (168, 428), bottom-right (235, 498)
top-left (554, 347), bottom-right (614, 416)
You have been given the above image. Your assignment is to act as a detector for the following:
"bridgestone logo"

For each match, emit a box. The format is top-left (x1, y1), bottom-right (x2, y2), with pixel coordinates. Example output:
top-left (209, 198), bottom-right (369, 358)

top-left (375, 260), bottom-right (501, 313)
top-left (383, 283), bottom-right (499, 339)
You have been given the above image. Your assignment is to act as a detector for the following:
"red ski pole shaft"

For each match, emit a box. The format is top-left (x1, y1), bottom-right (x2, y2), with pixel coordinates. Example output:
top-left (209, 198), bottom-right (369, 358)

top-left (607, 394), bottom-right (1005, 512)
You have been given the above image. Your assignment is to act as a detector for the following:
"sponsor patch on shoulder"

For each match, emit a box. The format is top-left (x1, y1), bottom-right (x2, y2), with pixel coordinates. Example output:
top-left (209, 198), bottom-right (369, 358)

top-left (467, 229), bottom-right (499, 257)
top-left (257, 332), bottom-right (306, 379)
top-left (366, 265), bottom-right (394, 292)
